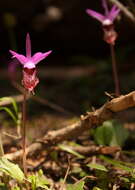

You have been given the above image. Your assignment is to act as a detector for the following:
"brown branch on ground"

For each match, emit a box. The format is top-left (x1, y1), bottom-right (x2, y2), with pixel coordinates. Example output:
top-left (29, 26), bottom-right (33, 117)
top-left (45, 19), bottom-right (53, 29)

top-left (59, 145), bottom-right (121, 156)
top-left (5, 90), bottom-right (135, 160)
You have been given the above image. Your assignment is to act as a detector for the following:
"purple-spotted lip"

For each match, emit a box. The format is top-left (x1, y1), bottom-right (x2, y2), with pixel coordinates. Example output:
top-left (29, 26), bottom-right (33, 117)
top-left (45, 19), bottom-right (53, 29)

top-left (23, 67), bottom-right (36, 75)
top-left (102, 23), bottom-right (114, 32)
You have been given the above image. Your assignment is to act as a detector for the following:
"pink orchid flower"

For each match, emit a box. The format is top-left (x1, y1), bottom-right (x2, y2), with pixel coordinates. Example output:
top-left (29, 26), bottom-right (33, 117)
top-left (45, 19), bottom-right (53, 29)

top-left (10, 33), bottom-right (52, 93)
top-left (86, 0), bottom-right (120, 26)
top-left (86, 0), bottom-right (120, 44)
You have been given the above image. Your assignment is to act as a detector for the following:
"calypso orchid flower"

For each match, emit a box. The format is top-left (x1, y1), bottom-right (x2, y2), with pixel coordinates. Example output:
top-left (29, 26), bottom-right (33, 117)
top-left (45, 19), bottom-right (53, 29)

top-left (9, 33), bottom-right (52, 93)
top-left (86, 0), bottom-right (120, 45)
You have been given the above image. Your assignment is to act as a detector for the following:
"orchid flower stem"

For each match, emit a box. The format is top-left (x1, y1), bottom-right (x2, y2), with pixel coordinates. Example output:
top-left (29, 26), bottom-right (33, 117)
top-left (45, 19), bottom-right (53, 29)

top-left (110, 44), bottom-right (120, 96)
top-left (22, 89), bottom-right (27, 176)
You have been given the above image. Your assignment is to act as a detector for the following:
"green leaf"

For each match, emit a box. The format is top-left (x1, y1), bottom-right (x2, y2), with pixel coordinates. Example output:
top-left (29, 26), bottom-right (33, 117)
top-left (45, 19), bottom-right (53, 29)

top-left (100, 156), bottom-right (133, 173)
top-left (71, 167), bottom-right (88, 178)
top-left (0, 183), bottom-right (8, 190)
top-left (11, 187), bottom-right (21, 190)
top-left (94, 121), bottom-right (114, 146)
top-left (111, 120), bottom-right (129, 147)
top-left (28, 170), bottom-right (50, 190)
top-left (93, 187), bottom-right (103, 190)
top-left (120, 177), bottom-right (130, 183)
top-left (0, 97), bottom-right (18, 115)
top-left (0, 107), bottom-right (17, 123)
top-left (58, 144), bottom-right (85, 159)
top-left (0, 157), bottom-right (24, 182)
top-left (94, 120), bottom-right (129, 147)
top-left (87, 163), bottom-right (108, 172)
top-left (71, 167), bottom-right (82, 174)
top-left (67, 181), bottom-right (85, 190)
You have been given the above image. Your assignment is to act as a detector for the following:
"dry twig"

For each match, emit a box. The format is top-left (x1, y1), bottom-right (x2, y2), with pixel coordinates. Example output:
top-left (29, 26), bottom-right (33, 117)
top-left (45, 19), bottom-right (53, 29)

top-left (67, 145), bottom-right (121, 156)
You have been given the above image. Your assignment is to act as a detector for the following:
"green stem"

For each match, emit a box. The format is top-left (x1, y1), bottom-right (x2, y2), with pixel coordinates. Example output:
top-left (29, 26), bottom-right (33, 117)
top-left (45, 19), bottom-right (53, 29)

top-left (110, 44), bottom-right (120, 96)
top-left (22, 90), bottom-right (27, 176)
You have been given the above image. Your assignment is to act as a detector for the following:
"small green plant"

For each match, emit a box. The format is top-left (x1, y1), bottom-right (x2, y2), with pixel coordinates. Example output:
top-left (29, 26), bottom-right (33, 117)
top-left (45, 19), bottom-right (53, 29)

top-left (0, 161), bottom-right (51, 190)
top-left (0, 96), bottom-right (20, 156)
top-left (0, 97), bottom-right (19, 124)
top-left (67, 181), bottom-right (85, 190)
top-left (0, 157), bottom-right (24, 182)
top-left (28, 169), bottom-right (50, 190)
top-left (94, 120), bottom-right (129, 147)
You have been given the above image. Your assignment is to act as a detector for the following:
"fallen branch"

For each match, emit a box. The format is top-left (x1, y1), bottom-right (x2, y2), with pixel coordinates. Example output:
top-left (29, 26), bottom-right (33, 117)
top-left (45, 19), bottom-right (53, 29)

top-left (60, 145), bottom-right (121, 156)
top-left (5, 90), bottom-right (135, 160)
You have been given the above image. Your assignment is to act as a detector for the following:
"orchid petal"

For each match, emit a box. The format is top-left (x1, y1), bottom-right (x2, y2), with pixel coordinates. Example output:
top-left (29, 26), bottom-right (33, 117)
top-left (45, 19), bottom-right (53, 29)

top-left (102, 0), bottom-right (109, 16)
top-left (110, 5), bottom-right (119, 15)
top-left (31, 50), bottom-right (52, 65)
top-left (86, 9), bottom-right (105, 23)
top-left (9, 50), bottom-right (28, 65)
top-left (26, 33), bottom-right (31, 58)
top-left (108, 5), bottom-right (120, 21)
